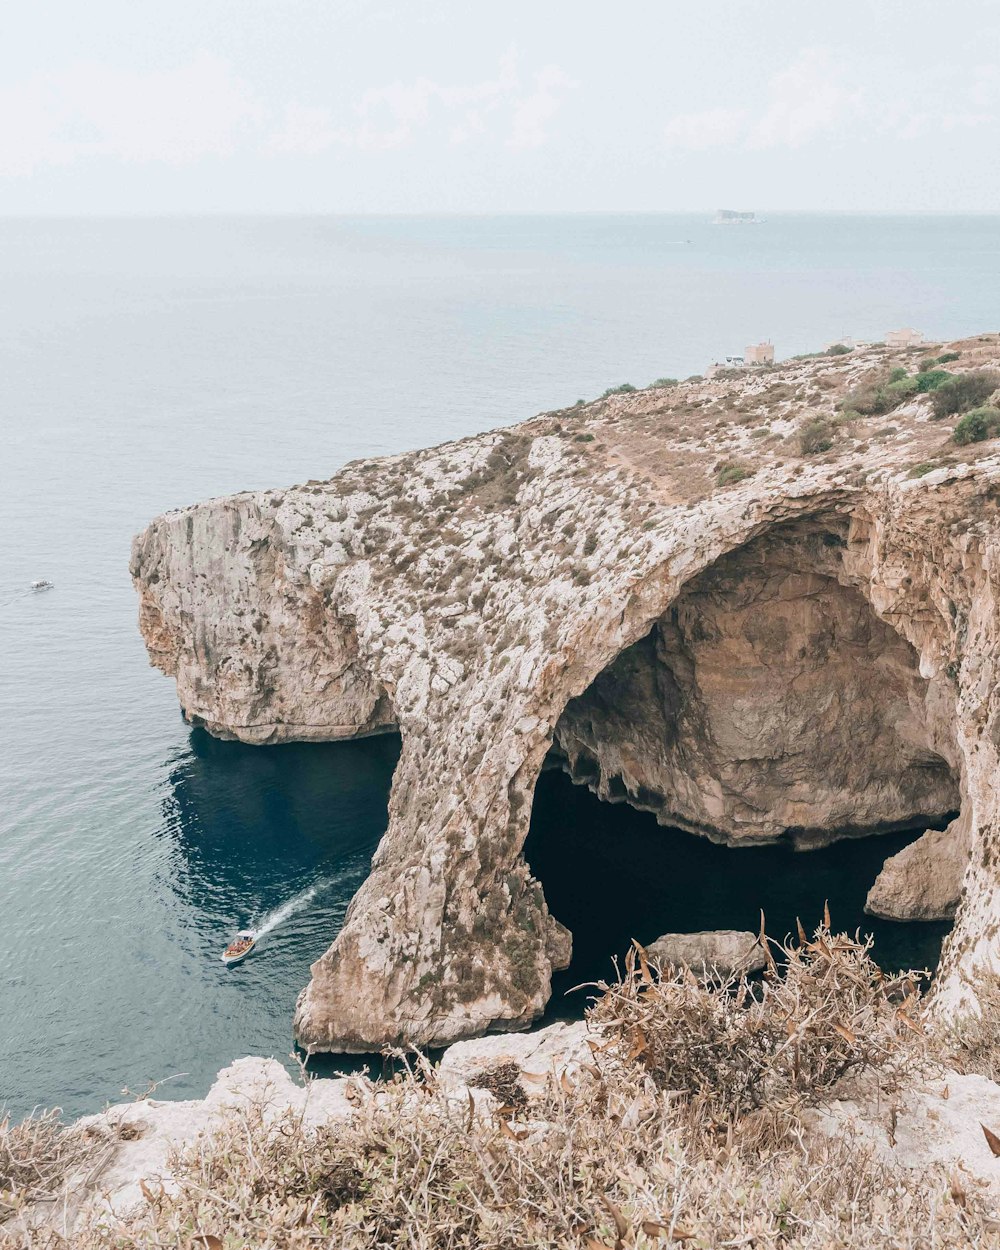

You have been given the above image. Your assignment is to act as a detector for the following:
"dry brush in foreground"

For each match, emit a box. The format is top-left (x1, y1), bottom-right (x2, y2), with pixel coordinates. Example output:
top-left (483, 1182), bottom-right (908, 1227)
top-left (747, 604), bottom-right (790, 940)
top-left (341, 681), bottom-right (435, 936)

top-left (4, 926), bottom-right (999, 1249)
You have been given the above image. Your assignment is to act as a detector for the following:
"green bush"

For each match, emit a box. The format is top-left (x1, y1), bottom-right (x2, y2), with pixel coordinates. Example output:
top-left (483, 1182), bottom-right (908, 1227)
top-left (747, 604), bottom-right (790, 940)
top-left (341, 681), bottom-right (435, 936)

top-left (833, 408), bottom-right (863, 425)
top-left (601, 383), bottom-right (637, 398)
top-left (650, 376), bottom-right (679, 388)
top-left (913, 369), bottom-right (953, 392)
top-left (886, 376), bottom-right (919, 400)
top-left (826, 343), bottom-right (852, 356)
top-left (953, 406), bottom-right (1000, 445)
top-left (799, 417), bottom-right (835, 455)
top-left (936, 351), bottom-right (961, 364)
top-left (841, 374), bottom-right (911, 417)
top-left (716, 461), bottom-right (752, 487)
top-left (931, 371), bottom-right (1000, 419)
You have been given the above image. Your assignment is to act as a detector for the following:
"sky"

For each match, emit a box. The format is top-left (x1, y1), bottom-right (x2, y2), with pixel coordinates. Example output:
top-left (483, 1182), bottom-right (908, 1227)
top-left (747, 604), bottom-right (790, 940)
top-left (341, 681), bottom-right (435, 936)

top-left (2, 0), bottom-right (999, 215)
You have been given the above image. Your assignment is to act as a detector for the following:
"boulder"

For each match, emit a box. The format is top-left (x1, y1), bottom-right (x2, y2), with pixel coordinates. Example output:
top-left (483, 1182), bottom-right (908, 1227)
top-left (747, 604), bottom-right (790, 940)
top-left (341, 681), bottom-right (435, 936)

top-left (865, 812), bottom-right (970, 922)
top-left (645, 929), bottom-right (767, 979)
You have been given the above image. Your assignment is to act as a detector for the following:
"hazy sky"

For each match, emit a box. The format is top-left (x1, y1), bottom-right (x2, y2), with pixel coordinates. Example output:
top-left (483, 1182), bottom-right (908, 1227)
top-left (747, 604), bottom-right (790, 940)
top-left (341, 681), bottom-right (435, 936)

top-left (3, 0), bottom-right (999, 214)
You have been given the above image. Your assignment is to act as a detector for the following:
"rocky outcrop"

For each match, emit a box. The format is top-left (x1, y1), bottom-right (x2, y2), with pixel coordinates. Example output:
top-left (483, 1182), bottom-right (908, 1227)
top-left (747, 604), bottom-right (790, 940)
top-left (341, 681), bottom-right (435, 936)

top-left (131, 334), bottom-right (1000, 1051)
top-left (865, 811), bottom-right (971, 921)
top-left (645, 930), bottom-right (767, 979)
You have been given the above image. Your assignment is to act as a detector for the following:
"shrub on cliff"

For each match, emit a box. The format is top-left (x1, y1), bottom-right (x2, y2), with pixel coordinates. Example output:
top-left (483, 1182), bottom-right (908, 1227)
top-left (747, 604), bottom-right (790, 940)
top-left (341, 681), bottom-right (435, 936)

top-left (798, 416), bottom-right (834, 455)
top-left (11, 924), bottom-right (993, 1250)
top-left (953, 406), bottom-right (1000, 445)
top-left (840, 375), bottom-right (908, 417)
top-left (913, 368), bottom-right (953, 392)
top-left (931, 370), bottom-right (1000, 419)
top-left (716, 460), bottom-right (753, 486)
top-left (601, 382), bottom-right (637, 398)
top-left (590, 924), bottom-right (923, 1119)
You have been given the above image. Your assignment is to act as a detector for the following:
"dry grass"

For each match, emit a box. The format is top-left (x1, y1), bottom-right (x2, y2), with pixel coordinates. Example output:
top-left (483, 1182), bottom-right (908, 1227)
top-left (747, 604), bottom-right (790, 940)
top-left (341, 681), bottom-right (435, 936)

top-left (3, 928), bottom-right (995, 1249)
top-left (937, 972), bottom-right (1000, 1083)
top-left (0, 1111), bottom-right (89, 1224)
top-left (590, 925), bottom-right (926, 1120)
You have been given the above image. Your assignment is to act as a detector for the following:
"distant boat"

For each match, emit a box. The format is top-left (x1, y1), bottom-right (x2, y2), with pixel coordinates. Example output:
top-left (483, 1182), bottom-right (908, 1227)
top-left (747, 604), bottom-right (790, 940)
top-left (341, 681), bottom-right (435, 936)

top-left (713, 209), bottom-right (764, 225)
top-left (221, 929), bottom-right (256, 966)
top-left (30, 579), bottom-right (54, 591)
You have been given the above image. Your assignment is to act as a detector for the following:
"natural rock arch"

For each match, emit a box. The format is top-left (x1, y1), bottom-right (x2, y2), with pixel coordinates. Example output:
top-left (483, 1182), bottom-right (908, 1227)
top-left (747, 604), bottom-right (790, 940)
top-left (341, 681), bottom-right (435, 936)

top-left (288, 489), bottom-right (993, 1052)
top-left (550, 514), bottom-right (960, 850)
top-left (131, 343), bottom-right (1000, 1053)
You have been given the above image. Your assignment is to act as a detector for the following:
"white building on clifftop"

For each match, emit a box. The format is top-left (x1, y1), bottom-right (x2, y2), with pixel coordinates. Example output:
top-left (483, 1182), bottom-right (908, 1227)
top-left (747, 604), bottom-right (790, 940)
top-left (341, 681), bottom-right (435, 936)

top-left (885, 327), bottom-right (925, 348)
top-left (744, 341), bottom-right (774, 365)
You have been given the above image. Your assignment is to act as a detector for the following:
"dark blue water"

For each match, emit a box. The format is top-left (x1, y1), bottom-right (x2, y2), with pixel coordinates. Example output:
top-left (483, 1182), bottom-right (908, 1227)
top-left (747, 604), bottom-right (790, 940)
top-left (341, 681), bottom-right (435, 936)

top-left (3, 213), bottom-right (994, 1120)
top-left (526, 770), bottom-right (952, 1019)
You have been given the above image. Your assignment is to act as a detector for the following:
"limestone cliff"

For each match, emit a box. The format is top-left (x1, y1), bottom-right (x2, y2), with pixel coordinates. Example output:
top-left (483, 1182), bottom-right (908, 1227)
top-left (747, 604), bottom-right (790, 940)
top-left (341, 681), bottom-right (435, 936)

top-left (131, 333), bottom-right (1000, 1052)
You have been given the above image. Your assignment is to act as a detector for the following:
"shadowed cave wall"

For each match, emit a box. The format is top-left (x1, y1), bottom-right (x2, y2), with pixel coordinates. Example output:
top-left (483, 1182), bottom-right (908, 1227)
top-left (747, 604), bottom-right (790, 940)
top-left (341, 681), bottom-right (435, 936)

top-left (550, 520), bottom-right (960, 849)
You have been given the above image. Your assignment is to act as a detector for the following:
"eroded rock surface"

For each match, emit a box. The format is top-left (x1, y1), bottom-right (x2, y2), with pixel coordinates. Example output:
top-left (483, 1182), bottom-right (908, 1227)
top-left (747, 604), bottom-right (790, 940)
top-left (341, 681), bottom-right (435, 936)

top-left (131, 333), bottom-right (1000, 1051)
top-left (866, 811), bottom-right (971, 921)
top-left (646, 930), bottom-right (767, 979)
top-left (553, 523), bottom-right (958, 846)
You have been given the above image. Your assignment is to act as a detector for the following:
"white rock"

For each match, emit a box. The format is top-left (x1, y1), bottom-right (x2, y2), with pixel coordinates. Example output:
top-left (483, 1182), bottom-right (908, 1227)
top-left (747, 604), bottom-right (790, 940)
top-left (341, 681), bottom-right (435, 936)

top-left (645, 930), bottom-right (767, 979)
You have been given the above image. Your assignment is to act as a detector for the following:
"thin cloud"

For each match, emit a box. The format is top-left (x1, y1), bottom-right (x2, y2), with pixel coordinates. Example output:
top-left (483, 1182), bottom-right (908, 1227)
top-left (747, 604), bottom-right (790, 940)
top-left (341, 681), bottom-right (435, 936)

top-left (663, 48), bottom-right (997, 152)
top-left (0, 53), bottom-right (261, 175)
top-left (507, 65), bottom-right (579, 151)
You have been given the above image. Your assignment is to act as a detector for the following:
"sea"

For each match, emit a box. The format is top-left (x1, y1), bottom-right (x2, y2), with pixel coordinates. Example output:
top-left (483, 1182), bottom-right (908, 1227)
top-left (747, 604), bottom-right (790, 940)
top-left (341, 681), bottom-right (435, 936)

top-left (2, 213), bottom-right (996, 1120)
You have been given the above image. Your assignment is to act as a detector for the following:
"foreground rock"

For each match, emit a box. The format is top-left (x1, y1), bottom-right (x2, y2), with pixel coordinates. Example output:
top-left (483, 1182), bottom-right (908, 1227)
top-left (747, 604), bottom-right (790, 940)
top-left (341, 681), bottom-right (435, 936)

top-left (811, 1068), bottom-right (1000, 1202)
top-left (12, 1025), bottom-right (590, 1240)
top-left (131, 334), bottom-right (1000, 1050)
top-left (646, 930), bottom-right (767, 978)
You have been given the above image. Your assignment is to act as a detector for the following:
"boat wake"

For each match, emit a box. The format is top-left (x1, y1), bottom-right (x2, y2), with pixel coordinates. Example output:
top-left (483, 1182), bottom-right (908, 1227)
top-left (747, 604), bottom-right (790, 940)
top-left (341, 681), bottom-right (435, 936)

top-left (252, 880), bottom-right (328, 939)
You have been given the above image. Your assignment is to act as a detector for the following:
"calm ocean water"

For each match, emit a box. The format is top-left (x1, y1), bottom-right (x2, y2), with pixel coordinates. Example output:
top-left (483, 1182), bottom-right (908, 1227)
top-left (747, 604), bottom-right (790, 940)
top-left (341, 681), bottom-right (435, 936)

top-left (1, 214), bottom-right (995, 1120)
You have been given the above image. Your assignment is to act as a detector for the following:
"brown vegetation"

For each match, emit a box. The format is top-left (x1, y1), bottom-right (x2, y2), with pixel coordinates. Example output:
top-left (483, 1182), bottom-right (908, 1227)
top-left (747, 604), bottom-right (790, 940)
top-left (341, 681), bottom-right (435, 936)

top-left (7, 925), bottom-right (998, 1248)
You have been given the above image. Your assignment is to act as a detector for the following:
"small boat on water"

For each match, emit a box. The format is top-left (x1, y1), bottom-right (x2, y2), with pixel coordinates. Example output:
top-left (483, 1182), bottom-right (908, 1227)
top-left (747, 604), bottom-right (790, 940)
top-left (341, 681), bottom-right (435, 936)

top-left (30, 579), bottom-right (54, 591)
top-left (221, 929), bottom-right (256, 966)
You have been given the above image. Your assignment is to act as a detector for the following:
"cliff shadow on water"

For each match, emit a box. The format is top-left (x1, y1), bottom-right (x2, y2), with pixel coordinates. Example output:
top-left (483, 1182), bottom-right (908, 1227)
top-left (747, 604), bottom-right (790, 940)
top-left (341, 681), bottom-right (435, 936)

top-left (524, 767), bottom-right (955, 1023)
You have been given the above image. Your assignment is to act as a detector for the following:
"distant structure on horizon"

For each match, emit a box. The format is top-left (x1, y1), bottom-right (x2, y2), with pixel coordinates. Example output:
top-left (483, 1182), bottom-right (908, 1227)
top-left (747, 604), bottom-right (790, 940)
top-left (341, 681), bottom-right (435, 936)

top-left (825, 336), bottom-right (868, 352)
top-left (744, 340), bottom-right (775, 365)
top-left (885, 327), bottom-right (925, 347)
top-left (705, 340), bottom-right (775, 377)
top-left (713, 209), bottom-right (763, 224)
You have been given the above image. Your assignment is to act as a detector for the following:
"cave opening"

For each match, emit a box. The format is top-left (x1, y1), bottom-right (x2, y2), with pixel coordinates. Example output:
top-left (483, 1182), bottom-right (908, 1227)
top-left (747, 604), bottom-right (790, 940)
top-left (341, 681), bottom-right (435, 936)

top-left (525, 516), bottom-right (963, 1016)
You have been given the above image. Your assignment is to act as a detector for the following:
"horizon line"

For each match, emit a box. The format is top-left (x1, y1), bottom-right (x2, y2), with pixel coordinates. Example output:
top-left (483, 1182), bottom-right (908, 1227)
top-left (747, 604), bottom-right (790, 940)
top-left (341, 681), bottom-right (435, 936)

top-left (2, 207), bottom-right (1000, 220)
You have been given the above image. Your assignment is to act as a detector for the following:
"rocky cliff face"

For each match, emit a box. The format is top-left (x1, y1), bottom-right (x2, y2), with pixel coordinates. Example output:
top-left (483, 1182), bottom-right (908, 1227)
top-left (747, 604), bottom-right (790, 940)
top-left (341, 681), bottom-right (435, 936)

top-left (131, 333), bottom-right (1000, 1052)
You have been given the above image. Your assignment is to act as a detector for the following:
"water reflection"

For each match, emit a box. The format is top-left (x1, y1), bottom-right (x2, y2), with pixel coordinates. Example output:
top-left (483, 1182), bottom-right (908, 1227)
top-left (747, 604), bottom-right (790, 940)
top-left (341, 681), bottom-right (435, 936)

top-left (162, 729), bottom-right (401, 917)
top-left (143, 730), bottom-right (401, 1099)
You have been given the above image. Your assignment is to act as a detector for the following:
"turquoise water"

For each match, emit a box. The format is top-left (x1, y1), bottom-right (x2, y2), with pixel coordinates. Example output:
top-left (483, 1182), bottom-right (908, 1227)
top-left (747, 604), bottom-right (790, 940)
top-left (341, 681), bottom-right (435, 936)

top-left (2, 214), bottom-right (996, 1120)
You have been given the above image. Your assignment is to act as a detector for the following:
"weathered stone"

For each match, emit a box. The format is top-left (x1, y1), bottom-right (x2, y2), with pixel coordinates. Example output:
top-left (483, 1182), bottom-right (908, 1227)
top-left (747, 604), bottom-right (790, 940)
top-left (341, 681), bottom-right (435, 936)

top-left (865, 811), bottom-right (971, 921)
top-left (437, 1020), bottom-right (591, 1093)
top-left (553, 524), bottom-right (958, 846)
top-left (10, 1058), bottom-right (354, 1237)
top-left (130, 334), bottom-right (1000, 1050)
top-left (811, 1069), bottom-right (1000, 1203)
top-left (645, 930), bottom-right (767, 978)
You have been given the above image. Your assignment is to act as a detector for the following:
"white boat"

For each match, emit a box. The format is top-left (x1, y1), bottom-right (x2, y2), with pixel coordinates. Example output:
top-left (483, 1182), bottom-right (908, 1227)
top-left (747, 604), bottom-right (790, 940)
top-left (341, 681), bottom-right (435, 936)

top-left (221, 929), bottom-right (256, 966)
top-left (30, 579), bottom-right (54, 591)
top-left (713, 209), bottom-right (763, 224)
